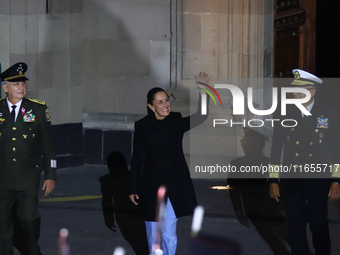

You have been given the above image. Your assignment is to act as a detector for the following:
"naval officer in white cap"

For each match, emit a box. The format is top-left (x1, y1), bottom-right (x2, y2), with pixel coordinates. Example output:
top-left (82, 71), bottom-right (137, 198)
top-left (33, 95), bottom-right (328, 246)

top-left (269, 69), bottom-right (340, 255)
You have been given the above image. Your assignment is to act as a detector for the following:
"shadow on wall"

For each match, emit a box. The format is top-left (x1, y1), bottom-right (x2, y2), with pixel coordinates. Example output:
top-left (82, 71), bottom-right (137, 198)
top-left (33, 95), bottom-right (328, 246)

top-left (88, 1), bottom-right (152, 77)
top-left (82, 0), bottom-right (170, 113)
top-left (35, 0), bottom-right (169, 165)
top-left (79, 0), bottom-right (170, 165)
top-left (18, 0), bottom-right (164, 119)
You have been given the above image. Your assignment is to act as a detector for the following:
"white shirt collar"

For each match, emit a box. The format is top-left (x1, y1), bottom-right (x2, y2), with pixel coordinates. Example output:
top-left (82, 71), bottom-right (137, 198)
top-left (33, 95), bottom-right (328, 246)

top-left (302, 98), bottom-right (314, 117)
top-left (7, 98), bottom-right (23, 122)
top-left (6, 98), bottom-right (22, 108)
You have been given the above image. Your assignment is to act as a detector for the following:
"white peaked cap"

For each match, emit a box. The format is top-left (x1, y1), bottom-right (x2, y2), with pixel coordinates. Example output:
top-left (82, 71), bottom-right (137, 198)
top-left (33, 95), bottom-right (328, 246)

top-left (291, 69), bottom-right (323, 86)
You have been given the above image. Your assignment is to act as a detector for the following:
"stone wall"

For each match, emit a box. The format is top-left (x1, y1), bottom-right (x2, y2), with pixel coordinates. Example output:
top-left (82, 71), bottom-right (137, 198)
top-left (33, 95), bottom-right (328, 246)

top-left (170, 0), bottom-right (274, 169)
top-left (0, 0), bottom-right (171, 125)
top-left (0, 0), bottom-right (273, 123)
top-left (0, 0), bottom-right (274, 168)
top-left (83, 0), bottom-right (171, 116)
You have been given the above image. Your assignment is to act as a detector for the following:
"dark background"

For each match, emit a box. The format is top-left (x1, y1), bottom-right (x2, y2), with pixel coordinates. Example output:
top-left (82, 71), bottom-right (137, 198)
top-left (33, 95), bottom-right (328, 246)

top-left (315, 1), bottom-right (340, 110)
top-left (316, 1), bottom-right (340, 78)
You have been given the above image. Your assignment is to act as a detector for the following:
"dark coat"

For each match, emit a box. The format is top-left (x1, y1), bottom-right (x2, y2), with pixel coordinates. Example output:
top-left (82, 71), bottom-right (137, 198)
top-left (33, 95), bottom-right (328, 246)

top-left (130, 107), bottom-right (208, 221)
top-left (0, 98), bottom-right (57, 191)
top-left (269, 101), bottom-right (340, 189)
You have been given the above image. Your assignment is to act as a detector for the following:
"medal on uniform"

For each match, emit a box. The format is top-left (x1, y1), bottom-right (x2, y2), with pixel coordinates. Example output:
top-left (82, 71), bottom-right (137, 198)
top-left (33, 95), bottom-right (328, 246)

top-left (22, 108), bottom-right (36, 122)
top-left (23, 114), bottom-right (36, 122)
top-left (0, 112), bottom-right (4, 123)
top-left (319, 132), bottom-right (324, 144)
top-left (317, 117), bottom-right (329, 129)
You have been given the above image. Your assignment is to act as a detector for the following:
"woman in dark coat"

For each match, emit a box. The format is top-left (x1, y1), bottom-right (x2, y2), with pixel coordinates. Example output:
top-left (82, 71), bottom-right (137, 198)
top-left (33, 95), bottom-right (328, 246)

top-left (129, 72), bottom-right (210, 255)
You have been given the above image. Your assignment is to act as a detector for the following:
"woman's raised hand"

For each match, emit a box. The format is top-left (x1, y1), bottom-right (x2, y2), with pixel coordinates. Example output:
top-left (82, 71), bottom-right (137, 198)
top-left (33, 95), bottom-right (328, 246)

top-left (195, 72), bottom-right (210, 95)
top-left (195, 72), bottom-right (210, 91)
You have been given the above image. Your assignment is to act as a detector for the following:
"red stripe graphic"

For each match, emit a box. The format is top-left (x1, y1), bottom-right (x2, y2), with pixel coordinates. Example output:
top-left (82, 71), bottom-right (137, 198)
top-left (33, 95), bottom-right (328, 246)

top-left (197, 82), bottom-right (222, 106)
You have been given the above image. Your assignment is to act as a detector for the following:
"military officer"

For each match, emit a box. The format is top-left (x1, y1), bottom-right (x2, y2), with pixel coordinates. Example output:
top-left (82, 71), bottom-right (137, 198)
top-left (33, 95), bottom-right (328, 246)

top-left (269, 69), bottom-right (340, 255)
top-left (0, 62), bottom-right (57, 255)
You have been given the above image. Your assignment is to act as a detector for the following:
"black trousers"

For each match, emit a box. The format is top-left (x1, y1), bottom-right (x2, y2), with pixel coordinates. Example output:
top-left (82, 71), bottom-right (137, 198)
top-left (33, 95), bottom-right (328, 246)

top-left (0, 189), bottom-right (41, 255)
top-left (283, 186), bottom-right (330, 255)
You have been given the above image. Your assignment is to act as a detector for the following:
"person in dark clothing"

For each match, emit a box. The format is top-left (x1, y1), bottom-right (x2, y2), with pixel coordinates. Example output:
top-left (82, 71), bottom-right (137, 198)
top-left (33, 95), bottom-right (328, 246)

top-left (0, 201), bottom-right (30, 255)
top-left (0, 62), bottom-right (57, 255)
top-left (100, 151), bottom-right (149, 255)
top-left (269, 69), bottom-right (340, 255)
top-left (129, 72), bottom-right (210, 255)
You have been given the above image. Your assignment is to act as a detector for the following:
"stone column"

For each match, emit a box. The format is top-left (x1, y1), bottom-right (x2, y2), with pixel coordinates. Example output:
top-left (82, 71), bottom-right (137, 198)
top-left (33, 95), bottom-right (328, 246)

top-left (172, 0), bottom-right (273, 84)
top-left (171, 0), bottom-right (274, 176)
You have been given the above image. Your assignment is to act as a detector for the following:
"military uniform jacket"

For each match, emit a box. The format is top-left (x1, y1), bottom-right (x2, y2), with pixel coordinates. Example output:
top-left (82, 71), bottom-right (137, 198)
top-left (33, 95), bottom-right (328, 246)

top-left (269, 101), bottom-right (340, 189)
top-left (0, 98), bottom-right (56, 191)
top-left (130, 105), bottom-right (208, 221)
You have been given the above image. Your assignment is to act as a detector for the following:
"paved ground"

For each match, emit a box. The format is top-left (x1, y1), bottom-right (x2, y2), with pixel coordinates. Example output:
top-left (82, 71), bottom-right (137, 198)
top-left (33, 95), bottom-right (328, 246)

top-left (12, 165), bottom-right (340, 255)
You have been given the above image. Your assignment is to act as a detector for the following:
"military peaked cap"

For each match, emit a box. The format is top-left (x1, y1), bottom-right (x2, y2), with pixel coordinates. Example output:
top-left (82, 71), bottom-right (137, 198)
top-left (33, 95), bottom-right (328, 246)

top-left (0, 62), bottom-right (29, 82)
top-left (291, 69), bottom-right (322, 86)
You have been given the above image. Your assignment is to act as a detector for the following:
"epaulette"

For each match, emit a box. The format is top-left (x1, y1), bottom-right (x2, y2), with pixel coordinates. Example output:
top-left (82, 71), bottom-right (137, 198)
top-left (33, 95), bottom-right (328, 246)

top-left (0, 98), bottom-right (4, 101)
top-left (29, 98), bottom-right (46, 105)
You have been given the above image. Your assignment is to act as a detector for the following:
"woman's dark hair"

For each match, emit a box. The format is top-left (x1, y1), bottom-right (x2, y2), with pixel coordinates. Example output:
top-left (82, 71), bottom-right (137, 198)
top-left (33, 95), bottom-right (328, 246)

top-left (147, 87), bottom-right (168, 115)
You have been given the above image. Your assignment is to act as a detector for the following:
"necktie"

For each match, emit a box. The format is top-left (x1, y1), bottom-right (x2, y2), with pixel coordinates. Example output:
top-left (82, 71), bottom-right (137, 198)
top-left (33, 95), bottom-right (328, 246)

top-left (11, 105), bottom-right (17, 122)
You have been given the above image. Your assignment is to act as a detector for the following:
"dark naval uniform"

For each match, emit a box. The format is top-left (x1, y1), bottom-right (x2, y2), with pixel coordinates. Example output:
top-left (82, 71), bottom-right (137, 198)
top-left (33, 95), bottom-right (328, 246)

top-left (0, 63), bottom-right (57, 255)
top-left (269, 69), bottom-right (340, 255)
